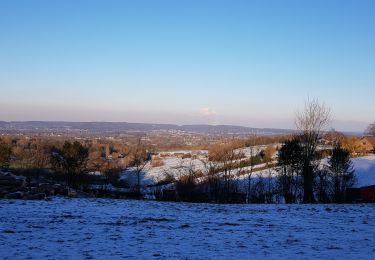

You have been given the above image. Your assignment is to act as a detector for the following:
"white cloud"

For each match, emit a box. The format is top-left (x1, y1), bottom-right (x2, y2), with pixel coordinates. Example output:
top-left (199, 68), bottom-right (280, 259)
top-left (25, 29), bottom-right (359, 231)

top-left (199, 107), bottom-right (217, 117)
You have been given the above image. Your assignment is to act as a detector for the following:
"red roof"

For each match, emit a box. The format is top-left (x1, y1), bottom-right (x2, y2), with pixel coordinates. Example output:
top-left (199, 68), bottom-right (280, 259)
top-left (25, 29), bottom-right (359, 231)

top-left (360, 185), bottom-right (375, 202)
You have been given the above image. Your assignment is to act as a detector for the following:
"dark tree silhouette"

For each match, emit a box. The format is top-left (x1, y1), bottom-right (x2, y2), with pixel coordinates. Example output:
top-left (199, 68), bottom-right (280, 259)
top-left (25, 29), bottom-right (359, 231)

top-left (0, 138), bottom-right (11, 170)
top-left (296, 98), bottom-right (331, 203)
top-left (52, 141), bottom-right (89, 187)
top-left (327, 144), bottom-right (356, 203)
top-left (277, 138), bottom-right (303, 203)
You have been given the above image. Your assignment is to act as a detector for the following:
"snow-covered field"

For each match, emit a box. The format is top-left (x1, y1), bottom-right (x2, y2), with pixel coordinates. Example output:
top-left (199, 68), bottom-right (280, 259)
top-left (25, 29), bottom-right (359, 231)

top-left (120, 154), bottom-right (375, 193)
top-left (120, 157), bottom-right (207, 186)
top-left (352, 155), bottom-right (375, 187)
top-left (1, 198), bottom-right (375, 259)
top-left (120, 146), bottom-right (277, 187)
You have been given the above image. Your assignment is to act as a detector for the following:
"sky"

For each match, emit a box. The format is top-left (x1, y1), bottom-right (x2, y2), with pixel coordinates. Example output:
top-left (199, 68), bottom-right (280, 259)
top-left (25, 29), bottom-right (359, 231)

top-left (0, 0), bottom-right (374, 132)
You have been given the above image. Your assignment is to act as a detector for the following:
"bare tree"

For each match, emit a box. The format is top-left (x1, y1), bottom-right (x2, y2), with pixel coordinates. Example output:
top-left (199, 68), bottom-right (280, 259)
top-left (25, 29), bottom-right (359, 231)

top-left (174, 160), bottom-right (200, 202)
top-left (296, 98), bottom-right (331, 203)
top-left (204, 142), bottom-right (242, 202)
top-left (220, 144), bottom-right (237, 202)
top-left (51, 141), bottom-right (89, 187)
top-left (31, 140), bottom-right (52, 169)
top-left (0, 138), bottom-right (11, 170)
top-left (323, 128), bottom-right (346, 146)
top-left (245, 135), bottom-right (257, 203)
top-left (201, 156), bottom-right (221, 202)
top-left (129, 139), bottom-right (150, 196)
top-left (365, 122), bottom-right (375, 136)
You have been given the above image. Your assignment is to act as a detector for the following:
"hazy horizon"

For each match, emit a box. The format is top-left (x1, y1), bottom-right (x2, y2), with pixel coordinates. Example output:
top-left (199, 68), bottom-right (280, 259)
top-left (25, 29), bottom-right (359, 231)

top-left (0, 118), bottom-right (369, 133)
top-left (1, 0), bottom-right (374, 132)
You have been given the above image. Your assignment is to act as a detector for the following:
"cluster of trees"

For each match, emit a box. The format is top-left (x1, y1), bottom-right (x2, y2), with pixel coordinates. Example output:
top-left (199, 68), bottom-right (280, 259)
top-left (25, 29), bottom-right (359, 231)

top-left (0, 138), bottom-right (93, 188)
top-left (165, 140), bottom-right (278, 203)
top-left (167, 99), bottom-right (358, 204)
top-left (340, 137), bottom-right (372, 156)
top-left (51, 141), bottom-right (89, 187)
top-left (277, 137), bottom-right (355, 203)
top-left (0, 136), bottom-right (151, 193)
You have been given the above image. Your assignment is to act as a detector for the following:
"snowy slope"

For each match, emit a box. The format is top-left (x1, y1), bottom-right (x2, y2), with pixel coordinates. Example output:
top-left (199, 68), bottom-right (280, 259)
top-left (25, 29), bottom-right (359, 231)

top-left (0, 198), bottom-right (375, 259)
top-left (352, 155), bottom-right (375, 187)
top-left (120, 157), bottom-right (207, 186)
top-left (119, 152), bottom-right (375, 190)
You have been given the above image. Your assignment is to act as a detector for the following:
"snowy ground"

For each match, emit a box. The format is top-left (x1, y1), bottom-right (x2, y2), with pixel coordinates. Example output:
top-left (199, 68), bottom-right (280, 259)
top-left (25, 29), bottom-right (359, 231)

top-left (1, 198), bottom-right (375, 259)
top-left (120, 157), bottom-right (207, 186)
top-left (119, 144), bottom-right (375, 189)
top-left (120, 147), bottom-right (276, 187)
top-left (352, 155), bottom-right (375, 187)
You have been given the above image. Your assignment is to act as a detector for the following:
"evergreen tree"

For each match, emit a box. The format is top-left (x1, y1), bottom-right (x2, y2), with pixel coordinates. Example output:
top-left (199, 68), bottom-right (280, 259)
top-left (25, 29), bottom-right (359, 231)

top-left (327, 144), bottom-right (356, 203)
top-left (277, 138), bottom-right (303, 203)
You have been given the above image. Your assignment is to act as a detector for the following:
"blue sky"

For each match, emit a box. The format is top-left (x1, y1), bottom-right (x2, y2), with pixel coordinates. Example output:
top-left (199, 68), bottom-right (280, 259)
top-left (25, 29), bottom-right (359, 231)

top-left (0, 0), bottom-right (374, 131)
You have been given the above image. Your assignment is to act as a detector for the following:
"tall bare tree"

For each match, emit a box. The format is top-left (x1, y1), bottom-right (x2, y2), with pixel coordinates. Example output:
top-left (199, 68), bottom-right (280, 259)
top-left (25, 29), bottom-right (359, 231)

top-left (296, 98), bottom-right (331, 203)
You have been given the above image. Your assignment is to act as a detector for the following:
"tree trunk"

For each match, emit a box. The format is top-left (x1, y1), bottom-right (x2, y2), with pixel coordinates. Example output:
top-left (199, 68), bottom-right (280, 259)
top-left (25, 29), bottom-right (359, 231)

top-left (303, 164), bottom-right (315, 203)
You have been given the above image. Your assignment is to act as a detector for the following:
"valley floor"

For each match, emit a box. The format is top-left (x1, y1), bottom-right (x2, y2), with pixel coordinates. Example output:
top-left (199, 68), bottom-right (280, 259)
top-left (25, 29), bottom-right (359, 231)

top-left (1, 198), bottom-right (375, 259)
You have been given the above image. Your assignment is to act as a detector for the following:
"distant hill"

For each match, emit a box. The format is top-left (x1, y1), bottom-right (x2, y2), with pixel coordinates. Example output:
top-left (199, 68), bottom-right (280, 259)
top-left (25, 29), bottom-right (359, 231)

top-left (0, 121), bottom-right (293, 135)
top-left (179, 124), bottom-right (290, 135)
